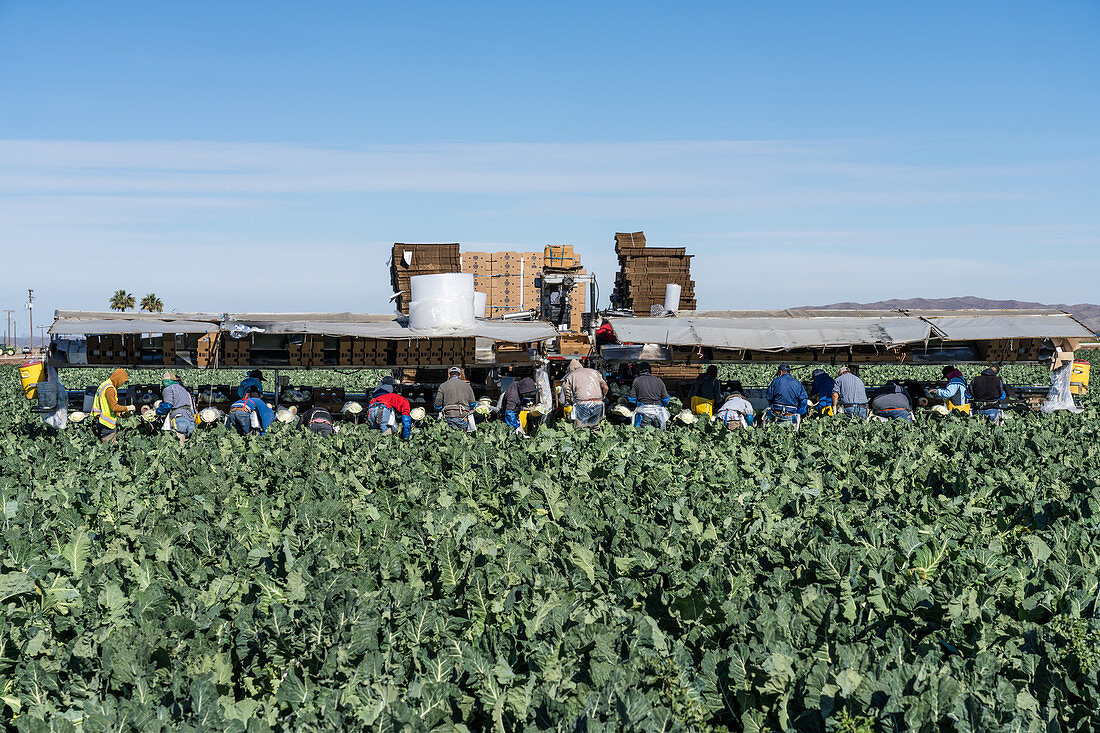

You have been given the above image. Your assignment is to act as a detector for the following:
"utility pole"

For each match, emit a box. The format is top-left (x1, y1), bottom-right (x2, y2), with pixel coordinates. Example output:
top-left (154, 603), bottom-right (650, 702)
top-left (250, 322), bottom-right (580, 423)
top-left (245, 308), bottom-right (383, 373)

top-left (38, 325), bottom-right (48, 352)
top-left (26, 289), bottom-right (34, 350)
top-left (3, 309), bottom-right (12, 346)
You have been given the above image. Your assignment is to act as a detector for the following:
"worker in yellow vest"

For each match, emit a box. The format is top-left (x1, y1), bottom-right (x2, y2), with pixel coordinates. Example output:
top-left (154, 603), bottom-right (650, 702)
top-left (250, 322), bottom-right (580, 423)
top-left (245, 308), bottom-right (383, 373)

top-left (90, 368), bottom-right (135, 443)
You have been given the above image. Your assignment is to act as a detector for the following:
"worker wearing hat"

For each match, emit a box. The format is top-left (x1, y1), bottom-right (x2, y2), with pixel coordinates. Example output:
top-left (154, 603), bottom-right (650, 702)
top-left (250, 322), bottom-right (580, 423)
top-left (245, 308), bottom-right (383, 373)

top-left (368, 377), bottom-right (412, 438)
top-left (561, 359), bottom-right (609, 429)
top-left (830, 364), bottom-right (869, 420)
top-left (435, 366), bottom-right (477, 432)
top-left (237, 369), bottom-right (264, 399)
top-left (155, 370), bottom-right (197, 444)
top-left (928, 365), bottom-right (969, 412)
top-left (226, 385), bottom-right (275, 436)
top-left (628, 362), bottom-right (671, 429)
top-left (764, 364), bottom-right (808, 427)
top-left (90, 368), bottom-right (136, 443)
top-left (808, 368), bottom-right (835, 414)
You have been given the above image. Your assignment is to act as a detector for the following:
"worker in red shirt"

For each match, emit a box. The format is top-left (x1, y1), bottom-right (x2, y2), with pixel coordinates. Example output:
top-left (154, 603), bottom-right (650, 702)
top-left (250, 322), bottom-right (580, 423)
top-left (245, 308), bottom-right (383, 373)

top-left (367, 377), bottom-right (412, 439)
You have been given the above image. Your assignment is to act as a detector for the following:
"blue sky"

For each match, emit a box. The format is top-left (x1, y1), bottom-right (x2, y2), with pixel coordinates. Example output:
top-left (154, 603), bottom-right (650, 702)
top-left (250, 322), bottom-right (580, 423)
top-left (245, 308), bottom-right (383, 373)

top-left (2, 1), bottom-right (1098, 338)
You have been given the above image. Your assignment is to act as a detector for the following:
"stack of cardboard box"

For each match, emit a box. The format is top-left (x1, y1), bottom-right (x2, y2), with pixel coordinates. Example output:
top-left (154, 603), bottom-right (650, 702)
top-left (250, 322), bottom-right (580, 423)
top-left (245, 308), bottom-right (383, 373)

top-left (223, 336), bottom-right (251, 367)
top-left (196, 333), bottom-right (220, 367)
top-left (610, 231), bottom-right (697, 313)
top-left (461, 251), bottom-right (542, 318)
top-left (86, 335), bottom-right (140, 365)
top-left (392, 337), bottom-right (478, 365)
top-left (289, 336), bottom-right (324, 367)
top-left (390, 243), bottom-right (462, 314)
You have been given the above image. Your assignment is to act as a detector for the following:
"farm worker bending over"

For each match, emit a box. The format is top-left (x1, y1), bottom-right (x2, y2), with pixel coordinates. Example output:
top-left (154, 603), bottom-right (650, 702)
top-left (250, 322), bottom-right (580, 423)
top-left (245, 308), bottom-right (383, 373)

top-left (870, 381), bottom-right (915, 422)
top-left (929, 366), bottom-right (969, 411)
top-left (561, 359), bottom-right (608, 429)
top-left (830, 364), bottom-right (868, 420)
top-left (237, 369), bottom-right (264, 399)
top-left (299, 406), bottom-right (336, 436)
top-left (155, 371), bottom-right (197, 444)
top-left (628, 363), bottom-right (671, 429)
top-left (809, 368), bottom-right (835, 413)
top-left (226, 387), bottom-right (275, 436)
top-left (689, 365), bottom-right (722, 416)
top-left (368, 378), bottom-right (412, 438)
top-left (91, 368), bottom-right (135, 443)
top-left (765, 364), bottom-right (808, 426)
top-left (715, 387), bottom-right (754, 429)
top-left (435, 366), bottom-right (477, 433)
top-left (969, 365), bottom-right (1011, 423)
top-left (501, 377), bottom-right (539, 434)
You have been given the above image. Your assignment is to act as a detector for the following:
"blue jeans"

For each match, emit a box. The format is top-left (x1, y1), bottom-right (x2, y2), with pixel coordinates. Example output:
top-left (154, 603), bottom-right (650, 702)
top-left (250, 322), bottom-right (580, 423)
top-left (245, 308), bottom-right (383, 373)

top-left (368, 404), bottom-right (395, 433)
top-left (227, 410), bottom-right (253, 435)
top-left (571, 400), bottom-right (604, 427)
top-left (977, 408), bottom-right (1002, 423)
top-left (842, 405), bottom-right (868, 420)
top-left (875, 408), bottom-right (914, 422)
top-left (445, 415), bottom-right (475, 432)
top-left (169, 412), bottom-right (196, 436)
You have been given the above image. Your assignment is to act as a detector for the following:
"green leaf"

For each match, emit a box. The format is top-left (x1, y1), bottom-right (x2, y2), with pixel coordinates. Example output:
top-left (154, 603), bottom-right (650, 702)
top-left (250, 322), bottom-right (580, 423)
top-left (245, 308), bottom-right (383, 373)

top-left (62, 526), bottom-right (91, 578)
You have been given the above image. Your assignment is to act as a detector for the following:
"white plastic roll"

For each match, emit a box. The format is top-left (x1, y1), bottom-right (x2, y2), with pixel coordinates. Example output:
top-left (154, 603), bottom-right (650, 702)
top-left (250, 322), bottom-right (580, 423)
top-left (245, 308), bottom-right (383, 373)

top-left (664, 283), bottom-right (682, 312)
top-left (473, 291), bottom-right (488, 318)
top-left (408, 273), bottom-right (476, 330)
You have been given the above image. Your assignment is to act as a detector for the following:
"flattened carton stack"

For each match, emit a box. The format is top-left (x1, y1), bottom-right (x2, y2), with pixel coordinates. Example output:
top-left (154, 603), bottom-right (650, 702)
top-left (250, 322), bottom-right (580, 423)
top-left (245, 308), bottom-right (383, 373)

top-left (461, 251), bottom-right (542, 318)
top-left (391, 243), bottom-right (462, 315)
top-left (610, 231), bottom-right (697, 313)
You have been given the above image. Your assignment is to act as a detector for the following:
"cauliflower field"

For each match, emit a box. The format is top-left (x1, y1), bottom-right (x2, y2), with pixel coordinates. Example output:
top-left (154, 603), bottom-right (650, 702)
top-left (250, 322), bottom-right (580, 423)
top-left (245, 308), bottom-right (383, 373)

top-left (2, 357), bottom-right (1100, 732)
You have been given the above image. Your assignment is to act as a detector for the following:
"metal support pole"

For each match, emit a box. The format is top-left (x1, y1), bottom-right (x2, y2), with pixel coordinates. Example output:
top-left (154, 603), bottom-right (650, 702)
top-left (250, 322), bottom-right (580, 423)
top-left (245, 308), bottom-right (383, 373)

top-left (273, 369), bottom-right (279, 408)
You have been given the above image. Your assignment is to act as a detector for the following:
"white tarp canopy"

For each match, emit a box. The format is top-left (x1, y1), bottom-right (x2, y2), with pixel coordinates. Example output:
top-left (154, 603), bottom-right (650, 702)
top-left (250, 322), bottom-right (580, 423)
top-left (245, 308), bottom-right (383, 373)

top-left (50, 310), bottom-right (557, 343)
top-left (917, 312), bottom-right (1094, 341)
top-left (227, 317), bottom-right (557, 342)
top-left (608, 315), bottom-right (932, 351)
top-left (608, 309), bottom-right (1093, 351)
top-left (50, 311), bottom-right (223, 335)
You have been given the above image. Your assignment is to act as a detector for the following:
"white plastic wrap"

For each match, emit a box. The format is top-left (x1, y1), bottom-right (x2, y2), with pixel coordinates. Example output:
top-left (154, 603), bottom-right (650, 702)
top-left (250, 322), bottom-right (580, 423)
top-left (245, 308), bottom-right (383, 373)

top-left (1041, 363), bottom-right (1083, 414)
top-left (473, 291), bottom-right (487, 318)
top-left (408, 273), bottom-right (476, 330)
top-left (664, 283), bottom-right (682, 312)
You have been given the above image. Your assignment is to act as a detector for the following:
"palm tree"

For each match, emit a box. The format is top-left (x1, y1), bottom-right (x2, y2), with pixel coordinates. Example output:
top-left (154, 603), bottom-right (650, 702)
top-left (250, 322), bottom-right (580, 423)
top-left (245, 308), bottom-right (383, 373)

top-left (109, 290), bottom-right (135, 312)
top-left (140, 294), bottom-right (164, 313)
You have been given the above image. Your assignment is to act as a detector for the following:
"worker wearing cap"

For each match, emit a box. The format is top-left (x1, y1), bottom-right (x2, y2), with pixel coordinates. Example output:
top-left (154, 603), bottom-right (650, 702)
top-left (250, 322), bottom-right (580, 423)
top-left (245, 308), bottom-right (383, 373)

top-left (237, 369), bottom-right (264, 399)
top-left (808, 368), bottom-right (835, 414)
top-left (929, 366), bottom-right (969, 412)
top-left (435, 366), bottom-right (477, 432)
top-left (90, 368), bottom-right (136, 443)
top-left (561, 359), bottom-right (609, 429)
top-left (155, 370), bottom-right (197, 443)
top-left (764, 364), bottom-right (808, 426)
top-left (501, 376), bottom-right (539, 435)
top-left (299, 406), bottom-right (336, 436)
top-left (226, 387), bottom-right (275, 436)
top-left (715, 386), bottom-right (754, 429)
top-left (628, 363), bottom-right (671, 429)
top-left (830, 364), bottom-right (869, 420)
top-left (368, 378), bottom-right (412, 438)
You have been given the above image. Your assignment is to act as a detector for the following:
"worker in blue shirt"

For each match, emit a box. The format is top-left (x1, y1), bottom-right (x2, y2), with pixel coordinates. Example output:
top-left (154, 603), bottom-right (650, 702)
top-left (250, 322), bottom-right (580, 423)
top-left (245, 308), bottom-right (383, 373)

top-left (929, 366), bottom-right (969, 410)
top-left (238, 369), bottom-right (264, 399)
top-left (764, 364), bottom-right (808, 427)
top-left (808, 368), bottom-right (835, 413)
top-left (226, 387), bottom-right (275, 435)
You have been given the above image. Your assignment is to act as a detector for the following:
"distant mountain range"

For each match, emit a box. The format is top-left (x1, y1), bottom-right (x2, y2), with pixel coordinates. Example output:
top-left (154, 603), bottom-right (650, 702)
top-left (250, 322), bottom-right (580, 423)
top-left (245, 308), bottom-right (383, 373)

top-left (799, 297), bottom-right (1100, 334)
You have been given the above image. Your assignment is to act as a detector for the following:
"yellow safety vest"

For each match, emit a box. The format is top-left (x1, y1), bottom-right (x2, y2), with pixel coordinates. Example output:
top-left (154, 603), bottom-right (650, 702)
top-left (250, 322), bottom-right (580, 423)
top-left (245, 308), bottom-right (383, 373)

top-left (91, 380), bottom-right (118, 428)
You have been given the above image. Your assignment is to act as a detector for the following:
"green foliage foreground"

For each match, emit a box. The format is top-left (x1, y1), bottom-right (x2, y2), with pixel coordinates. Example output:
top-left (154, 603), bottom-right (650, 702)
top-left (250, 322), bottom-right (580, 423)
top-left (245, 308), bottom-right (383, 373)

top-left (2, 362), bottom-right (1100, 731)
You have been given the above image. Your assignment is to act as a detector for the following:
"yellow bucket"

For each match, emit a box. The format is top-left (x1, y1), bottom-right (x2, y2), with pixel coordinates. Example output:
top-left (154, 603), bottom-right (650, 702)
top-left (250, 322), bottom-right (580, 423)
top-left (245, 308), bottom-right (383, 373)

top-left (1071, 361), bottom-right (1090, 395)
top-left (563, 405), bottom-right (572, 418)
top-left (19, 360), bottom-right (45, 400)
top-left (947, 400), bottom-right (971, 415)
top-left (690, 397), bottom-right (714, 417)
